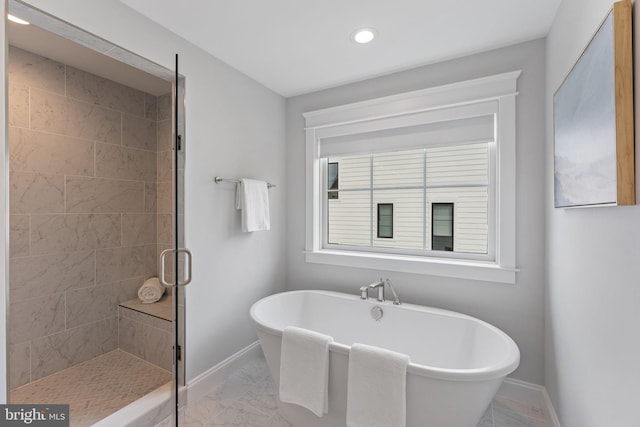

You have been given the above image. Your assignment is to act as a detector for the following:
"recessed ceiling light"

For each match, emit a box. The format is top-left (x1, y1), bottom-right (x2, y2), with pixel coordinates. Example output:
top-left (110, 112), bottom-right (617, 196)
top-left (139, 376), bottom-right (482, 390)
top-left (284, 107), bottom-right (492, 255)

top-left (7, 14), bottom-right (30, 25)
top-left (351, 28), bottom-right (377, 44)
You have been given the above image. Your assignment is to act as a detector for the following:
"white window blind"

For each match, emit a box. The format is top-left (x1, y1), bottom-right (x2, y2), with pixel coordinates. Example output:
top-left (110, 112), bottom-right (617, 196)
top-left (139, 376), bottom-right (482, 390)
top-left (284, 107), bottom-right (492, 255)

top-left (319, 114), bottom-right (495, 158)
top-left (317, 101), bottom-right (497, 158)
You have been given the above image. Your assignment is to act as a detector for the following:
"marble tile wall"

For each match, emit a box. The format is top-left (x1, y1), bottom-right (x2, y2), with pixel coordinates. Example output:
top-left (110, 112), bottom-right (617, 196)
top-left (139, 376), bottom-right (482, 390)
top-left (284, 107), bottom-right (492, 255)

top-left (155, 93), bottom-right (177, 335)
top-left (156, 93), bottom-right (174, 280)
top-left (7, 46), bottom-right (172, 390)
top-left (118, 306), bottom-right (172, 371)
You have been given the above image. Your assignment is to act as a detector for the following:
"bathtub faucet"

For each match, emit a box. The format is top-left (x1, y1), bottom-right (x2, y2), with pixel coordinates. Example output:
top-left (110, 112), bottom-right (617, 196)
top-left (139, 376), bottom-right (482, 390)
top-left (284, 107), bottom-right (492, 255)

top-left (360, 278), bottom-right (401, 305)
top-left (360, 279), bottom-right (385, 302)
top-left (385, 279), bottom-right (402, 305)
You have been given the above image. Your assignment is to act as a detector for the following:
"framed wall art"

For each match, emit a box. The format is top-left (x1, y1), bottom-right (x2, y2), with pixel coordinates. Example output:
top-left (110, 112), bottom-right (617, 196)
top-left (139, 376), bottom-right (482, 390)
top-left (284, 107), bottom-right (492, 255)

top-left (553, 0), bottom-right (634, 208)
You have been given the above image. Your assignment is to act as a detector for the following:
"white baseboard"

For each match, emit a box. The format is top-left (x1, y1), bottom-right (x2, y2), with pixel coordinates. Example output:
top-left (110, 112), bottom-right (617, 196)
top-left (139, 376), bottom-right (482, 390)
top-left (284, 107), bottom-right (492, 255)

top-left (499, 377), bottom-right (561, 427)
top-left (186, 340), bottom-right (263, 404)
top-left (542, 386), bottom-right (562, 427)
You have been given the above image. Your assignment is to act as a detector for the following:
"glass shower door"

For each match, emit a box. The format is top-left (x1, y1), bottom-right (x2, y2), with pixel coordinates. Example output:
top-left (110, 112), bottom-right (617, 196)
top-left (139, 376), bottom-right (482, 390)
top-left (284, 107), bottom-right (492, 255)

top-left (159, 53), bottom-right (189, 426)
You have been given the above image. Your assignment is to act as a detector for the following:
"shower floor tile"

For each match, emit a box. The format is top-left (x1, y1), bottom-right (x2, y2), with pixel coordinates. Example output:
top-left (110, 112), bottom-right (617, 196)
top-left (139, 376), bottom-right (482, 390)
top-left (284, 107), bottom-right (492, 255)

top-left (11, 349), bottom-right (171, 427)
top-left (156, 355), bottom-right (554, 427)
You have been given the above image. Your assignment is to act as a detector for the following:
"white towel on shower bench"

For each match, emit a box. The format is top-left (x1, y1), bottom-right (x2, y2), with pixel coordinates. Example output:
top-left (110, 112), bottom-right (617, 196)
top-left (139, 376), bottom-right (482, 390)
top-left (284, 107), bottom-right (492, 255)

top-left (346, 343), bottom-right (410, 427)
top-left (279, 326), bottom-right (333, 417)
top-left (137, 277), bottom-right (165, 304)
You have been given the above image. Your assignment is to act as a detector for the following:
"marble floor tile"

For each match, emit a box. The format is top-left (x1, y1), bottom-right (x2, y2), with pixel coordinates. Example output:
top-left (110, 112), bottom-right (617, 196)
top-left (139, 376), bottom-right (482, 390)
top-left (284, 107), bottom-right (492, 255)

top-left (476, 405), bottom-right (494, 427)
top-left (166, 355), bottom-right (556, 427)
top-left (493, 399), bottom-right (551, 427)
top-left (494, 395), bottom-right (552, 423)
top-left (263, 412), bottom-right (293, 427)
top-left (11, 349), bottom-right (171, 427)
top-left (213, 375), bottom-right (279, 416)
top-left (185, 397), bottom-right (274, 427)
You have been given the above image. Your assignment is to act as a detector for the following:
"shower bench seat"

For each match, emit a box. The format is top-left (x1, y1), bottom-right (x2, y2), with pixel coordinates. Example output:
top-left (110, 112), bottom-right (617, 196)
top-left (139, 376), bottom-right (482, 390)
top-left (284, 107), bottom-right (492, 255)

top-left (117, 295), bottom-right (173, 372)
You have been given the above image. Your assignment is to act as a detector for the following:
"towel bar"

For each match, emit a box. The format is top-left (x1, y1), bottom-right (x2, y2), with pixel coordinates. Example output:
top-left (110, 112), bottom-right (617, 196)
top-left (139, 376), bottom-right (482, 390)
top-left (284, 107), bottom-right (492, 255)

top-left (214, 176), bottom-right (276, 188)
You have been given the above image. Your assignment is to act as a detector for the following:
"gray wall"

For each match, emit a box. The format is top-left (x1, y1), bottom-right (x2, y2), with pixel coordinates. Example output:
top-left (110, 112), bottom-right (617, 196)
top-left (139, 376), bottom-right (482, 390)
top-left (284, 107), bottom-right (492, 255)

top-left (286, 39), bottom-right (546, 384)
top-left (8, 0), bottom-right (288, 384)
top-left (545, 0), bottom-right (640, 425)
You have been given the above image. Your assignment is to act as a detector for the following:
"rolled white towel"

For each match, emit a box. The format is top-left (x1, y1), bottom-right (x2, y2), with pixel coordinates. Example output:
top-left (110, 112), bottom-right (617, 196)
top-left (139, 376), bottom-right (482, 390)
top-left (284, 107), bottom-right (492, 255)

top-left (138, 277), bottom-right (165, 304)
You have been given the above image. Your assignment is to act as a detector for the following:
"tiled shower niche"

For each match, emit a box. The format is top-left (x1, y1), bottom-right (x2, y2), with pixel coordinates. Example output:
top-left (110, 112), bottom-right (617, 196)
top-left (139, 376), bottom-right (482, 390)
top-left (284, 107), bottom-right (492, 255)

top-left (7, 46), bottom-right (174, 390)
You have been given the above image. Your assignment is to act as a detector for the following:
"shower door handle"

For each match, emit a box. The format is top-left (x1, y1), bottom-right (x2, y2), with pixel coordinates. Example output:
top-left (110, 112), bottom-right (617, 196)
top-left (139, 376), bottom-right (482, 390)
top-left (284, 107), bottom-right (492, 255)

top-left (159, 248), bottom-right (193, 287)
top-left (177, 248), bottom-right (192, 286)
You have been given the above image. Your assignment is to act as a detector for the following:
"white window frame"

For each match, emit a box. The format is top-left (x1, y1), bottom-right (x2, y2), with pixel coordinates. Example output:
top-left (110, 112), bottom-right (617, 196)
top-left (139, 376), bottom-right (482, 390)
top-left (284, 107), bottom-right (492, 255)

top-left (303, 71), bottom-right (520, 284)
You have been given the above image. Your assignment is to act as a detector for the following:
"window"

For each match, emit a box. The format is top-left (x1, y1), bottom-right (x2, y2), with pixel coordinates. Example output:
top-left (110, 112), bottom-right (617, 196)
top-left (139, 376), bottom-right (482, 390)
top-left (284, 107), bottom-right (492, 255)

top-left (326, 145), bottom-right (488, 253)
top-left (304, 71), bottom-right (519, 283)
top-left (377, 204), bottom-right (393, 238)
top-left (327, 162), bottom-right (339, 199)
top-left (432, 203), bottom-right (453, 251)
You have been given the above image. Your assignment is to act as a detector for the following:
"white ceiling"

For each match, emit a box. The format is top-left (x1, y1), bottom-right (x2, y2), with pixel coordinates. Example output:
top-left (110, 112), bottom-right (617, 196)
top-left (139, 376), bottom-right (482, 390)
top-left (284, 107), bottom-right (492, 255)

top-left (120, 0), bottom-right (562, 97)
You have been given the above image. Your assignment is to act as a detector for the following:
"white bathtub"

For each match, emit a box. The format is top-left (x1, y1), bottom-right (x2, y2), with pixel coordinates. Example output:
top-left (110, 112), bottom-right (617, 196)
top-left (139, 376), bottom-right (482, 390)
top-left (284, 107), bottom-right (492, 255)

top-left (250, 290), bottom-right (520, 427)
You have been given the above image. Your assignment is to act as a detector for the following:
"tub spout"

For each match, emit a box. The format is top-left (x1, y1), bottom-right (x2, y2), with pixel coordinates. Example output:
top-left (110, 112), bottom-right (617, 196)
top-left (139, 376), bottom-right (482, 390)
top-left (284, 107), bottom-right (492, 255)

top-left (372, 279), bottom-right (385, 302)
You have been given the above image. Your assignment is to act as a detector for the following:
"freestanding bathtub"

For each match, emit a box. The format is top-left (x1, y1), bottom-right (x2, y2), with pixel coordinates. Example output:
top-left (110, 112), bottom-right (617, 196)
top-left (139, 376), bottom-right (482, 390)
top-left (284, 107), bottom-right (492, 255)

top-left (250, 290), bottom-right (520, 427)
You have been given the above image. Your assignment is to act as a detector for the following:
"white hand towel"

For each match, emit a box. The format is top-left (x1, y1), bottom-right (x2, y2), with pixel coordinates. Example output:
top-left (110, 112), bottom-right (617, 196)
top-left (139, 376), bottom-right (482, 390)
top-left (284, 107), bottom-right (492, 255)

top-left (235, 178), bottom-right (270, 232)
top-left (279, 326), bottom-right (333, 417)
top-left (137, 277), bottom-right (165, 304)
top-left (346, 343), bottom-right (410, 427)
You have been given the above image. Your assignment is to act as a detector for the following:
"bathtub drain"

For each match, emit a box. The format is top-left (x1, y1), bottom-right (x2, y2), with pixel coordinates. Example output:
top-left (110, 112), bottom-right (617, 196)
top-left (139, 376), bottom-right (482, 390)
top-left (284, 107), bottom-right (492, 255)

top-left (370, 306), bottom-right (383, 321)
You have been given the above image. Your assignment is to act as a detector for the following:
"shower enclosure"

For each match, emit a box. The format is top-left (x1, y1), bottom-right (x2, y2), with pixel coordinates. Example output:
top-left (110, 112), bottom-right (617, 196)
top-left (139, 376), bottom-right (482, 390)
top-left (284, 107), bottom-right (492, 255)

top-left (5, 1), bottom-right (188, 425)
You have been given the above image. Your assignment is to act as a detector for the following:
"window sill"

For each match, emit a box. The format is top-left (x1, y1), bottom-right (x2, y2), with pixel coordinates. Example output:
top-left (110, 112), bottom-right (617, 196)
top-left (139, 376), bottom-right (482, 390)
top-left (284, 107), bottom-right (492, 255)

top-left (304, 249), bottom-right (517, 284)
